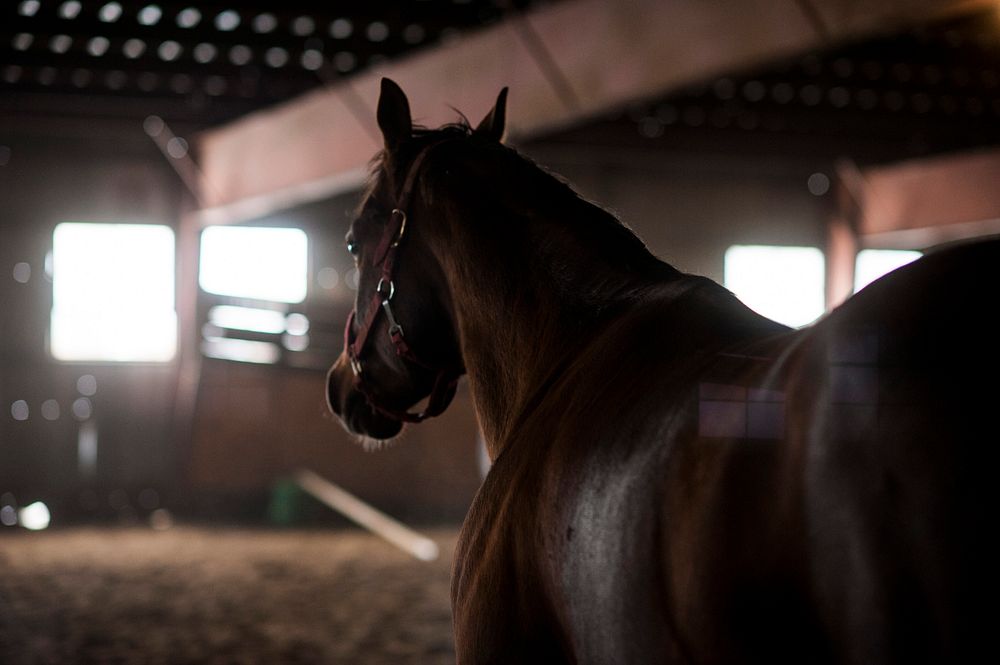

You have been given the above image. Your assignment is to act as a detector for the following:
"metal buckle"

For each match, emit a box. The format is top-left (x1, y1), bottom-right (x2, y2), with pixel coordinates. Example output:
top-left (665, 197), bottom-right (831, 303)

top-left (382, 299), bottom-right (404, 339)
top-left (350, 355), bottom-right (363, 376)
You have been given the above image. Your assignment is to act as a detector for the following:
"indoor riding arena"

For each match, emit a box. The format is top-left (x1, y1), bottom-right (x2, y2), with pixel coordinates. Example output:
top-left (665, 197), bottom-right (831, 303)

top-left (2, 1), bottom-right (998, 663)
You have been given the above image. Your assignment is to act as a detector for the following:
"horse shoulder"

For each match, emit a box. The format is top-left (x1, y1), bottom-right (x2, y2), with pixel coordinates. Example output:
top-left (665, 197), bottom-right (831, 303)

top-left (452, 439), bottom-right (573, 664)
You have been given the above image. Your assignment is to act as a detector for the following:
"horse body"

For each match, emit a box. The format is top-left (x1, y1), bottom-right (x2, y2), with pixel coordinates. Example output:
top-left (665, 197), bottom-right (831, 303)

top-left (327, 79), bottom-right (991, 664)
top-left (455, 244), bottom-right (992, 664)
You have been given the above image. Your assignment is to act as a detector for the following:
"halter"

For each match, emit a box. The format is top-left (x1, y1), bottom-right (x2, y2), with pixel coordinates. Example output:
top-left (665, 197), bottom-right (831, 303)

top-left (344, 144), bottom-right (463, 424)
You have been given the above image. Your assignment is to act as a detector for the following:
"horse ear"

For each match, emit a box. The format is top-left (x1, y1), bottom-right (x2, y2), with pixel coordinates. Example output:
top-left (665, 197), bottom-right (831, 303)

top-left (377, 78), bottom-right (412, 151)
top-left (475, 87), bottom-right (509, 142)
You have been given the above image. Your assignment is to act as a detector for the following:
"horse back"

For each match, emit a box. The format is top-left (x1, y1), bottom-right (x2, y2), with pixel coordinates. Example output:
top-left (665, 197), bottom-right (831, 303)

top-left (656, 238), bottom-right (997, 664)
top-left (454, 239), bottom-right (997, 664)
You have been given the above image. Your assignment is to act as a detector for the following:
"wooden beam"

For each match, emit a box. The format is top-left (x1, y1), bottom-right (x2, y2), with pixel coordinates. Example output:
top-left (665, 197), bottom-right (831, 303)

top-left (196, 0), bottom-right (993, 221)
top-left (294, 469), bottom-right (440, 562)
top-left (826, 180), bottom-right (860, 310)
top-left (858, 147), bottom-right (1000, 248)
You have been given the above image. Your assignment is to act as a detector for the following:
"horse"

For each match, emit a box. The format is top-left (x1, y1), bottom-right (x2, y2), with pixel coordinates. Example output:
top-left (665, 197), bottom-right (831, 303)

top-left (326, 78), bottom-right (993, 664)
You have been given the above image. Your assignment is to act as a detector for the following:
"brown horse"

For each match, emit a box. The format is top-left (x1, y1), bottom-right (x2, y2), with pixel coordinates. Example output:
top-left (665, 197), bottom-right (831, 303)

top-left (327, 79), bottom-right (992, 664)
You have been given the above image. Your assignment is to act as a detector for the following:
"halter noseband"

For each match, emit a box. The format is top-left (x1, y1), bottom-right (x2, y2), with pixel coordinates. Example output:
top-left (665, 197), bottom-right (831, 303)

top-left (344, 145), bottom-right (463, 424)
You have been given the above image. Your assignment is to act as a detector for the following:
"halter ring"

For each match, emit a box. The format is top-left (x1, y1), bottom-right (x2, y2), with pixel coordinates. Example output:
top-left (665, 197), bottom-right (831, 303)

top-left (376, 278), bottom-right (395, 301)
top-left (390, 209), bottom-right (407, 247)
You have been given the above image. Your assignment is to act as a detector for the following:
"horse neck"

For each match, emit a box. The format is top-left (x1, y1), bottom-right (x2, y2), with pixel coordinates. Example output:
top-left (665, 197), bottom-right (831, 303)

top-left (426, 187), bottom-right (679, 457)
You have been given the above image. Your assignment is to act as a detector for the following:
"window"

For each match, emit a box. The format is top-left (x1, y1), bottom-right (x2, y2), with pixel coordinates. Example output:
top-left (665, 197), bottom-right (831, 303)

top-left (50, 223), bottom-right (176, 362)
top-left (199, 226), bottom-right (308, 303)
top-left (854, 249), bottom-right (921, 293)
top-left (724, 245), bottom-right (825, 328)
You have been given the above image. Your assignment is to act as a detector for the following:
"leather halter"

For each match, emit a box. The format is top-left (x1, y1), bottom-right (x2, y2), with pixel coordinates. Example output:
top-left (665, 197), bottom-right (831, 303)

top-left (344, 145), bottom-right (463, 424)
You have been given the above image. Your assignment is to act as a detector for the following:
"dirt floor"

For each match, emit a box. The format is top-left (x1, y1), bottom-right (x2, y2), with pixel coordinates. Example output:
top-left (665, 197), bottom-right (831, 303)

top-left (0, 527), bottom-right (459, 664)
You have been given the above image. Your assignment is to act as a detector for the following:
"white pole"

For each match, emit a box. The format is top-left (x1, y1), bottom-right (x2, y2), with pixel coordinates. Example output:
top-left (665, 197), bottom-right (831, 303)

top-left (293, 469), bottom-right (440, 562)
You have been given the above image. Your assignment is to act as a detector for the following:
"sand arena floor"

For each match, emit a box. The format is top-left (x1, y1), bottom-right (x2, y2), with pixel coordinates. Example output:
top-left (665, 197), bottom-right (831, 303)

top-left (0, 527), bottom-right (459, 664)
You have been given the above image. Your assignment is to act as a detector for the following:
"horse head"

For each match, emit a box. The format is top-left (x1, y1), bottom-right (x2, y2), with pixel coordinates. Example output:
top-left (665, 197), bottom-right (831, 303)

top-left (326, 78), bottom-right (508, 440)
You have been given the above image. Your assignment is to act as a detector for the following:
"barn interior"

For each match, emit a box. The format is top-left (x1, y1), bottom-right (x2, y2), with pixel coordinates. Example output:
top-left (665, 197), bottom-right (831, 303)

top-left (2, 0), bottom-right (1000, 662)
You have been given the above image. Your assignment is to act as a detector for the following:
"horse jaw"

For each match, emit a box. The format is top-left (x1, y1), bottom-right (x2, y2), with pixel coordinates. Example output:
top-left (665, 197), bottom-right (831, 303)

top-left (326, 354), bottom-right (404, 441)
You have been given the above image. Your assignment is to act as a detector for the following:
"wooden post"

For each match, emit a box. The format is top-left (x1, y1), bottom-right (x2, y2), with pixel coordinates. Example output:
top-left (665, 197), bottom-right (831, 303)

top-left (826, 169), bottom-right (860, 311)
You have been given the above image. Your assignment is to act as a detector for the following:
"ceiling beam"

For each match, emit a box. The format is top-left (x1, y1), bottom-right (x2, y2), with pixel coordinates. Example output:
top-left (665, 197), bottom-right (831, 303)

top-left (855, 147), bottom-right (1000, 248)
top-left (195, 0), bottom-right (993, 222)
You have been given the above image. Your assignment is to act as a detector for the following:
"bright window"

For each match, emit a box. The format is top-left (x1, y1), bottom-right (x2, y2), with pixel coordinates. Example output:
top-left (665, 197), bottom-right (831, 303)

top-left (199, 226), bottom-right (308, 303)
top-left (854, 249), bottom-right (921, 293)
top-left (724, 245), bottom-right (825, 328)
top-left (51, 223), bottom-right (176, 362)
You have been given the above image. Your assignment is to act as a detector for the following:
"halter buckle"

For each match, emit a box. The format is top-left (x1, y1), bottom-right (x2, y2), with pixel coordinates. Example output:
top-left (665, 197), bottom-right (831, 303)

top-left (350, 355), bottom-right (363, 377)
top-left (382, 299), bottom-right (404, 339)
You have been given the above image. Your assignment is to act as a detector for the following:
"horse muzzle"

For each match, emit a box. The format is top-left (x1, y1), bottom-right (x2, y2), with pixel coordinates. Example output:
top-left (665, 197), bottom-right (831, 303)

top-left (326, 354), bottom-right (404, 440)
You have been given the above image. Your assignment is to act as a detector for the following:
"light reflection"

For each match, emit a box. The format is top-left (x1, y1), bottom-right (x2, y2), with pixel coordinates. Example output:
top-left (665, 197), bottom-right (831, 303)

top-left (215, 10), bottom-right (241, 31)
top-left (199, 226), bottom-right (308, 303)
top-left (1, 505), bottom-right (17, 526)
top-left (158, 40), bottom-right (182, 61)
top-left (18, 502), bottom-right (50, 530)
top-left (122, 38), bottom-right (146, 59)
top-left (11, 400), bottom-right (29, 421)
top-left (87, 36), bottom-right (110, 57)
top-left (208, 305), bottom-right (286, 334)
top-left (12, 262), bottom-right (30, 283)
top-left (59, 1), bottom-right (82, 19)
top-left (166, 136), bottom-right (188, 158)
top-left (12, 33), bottom-right (34, 51)
top-left (330, 18), bottom-right (353, 39)
top-left (229, 44), bottom-right (252, 65)
top-left (99, 2), bottom-right (122, 23)
top-left (202, 337), bottom-right (280, 364)
top-left (138, 5), bottom-right (162, 26)
top-left (317, 267), bottom-right (339, 289)
top-left (193, 43), bottom-right (217, 63)
top-left (253, 13), bottom-right (277, 33)
top-left (285, 313), bottom-right (309, 335)
top-left (282, 333), bottom-right (309, 352)
top-left (77, 374), bottom-right (98, 395)
top-left (72, 397), bottom-right (93, 420)
top-left (41, 399), bottom-right (60, 421)
top-left (333, 52), bottom-right (356, 73)
top-left (19, 1), bottom-right (40, 17)
top-left (291, 16), bottom-right (315, 36)
top-left (150, 508), bottom-right (174, 530)
top-left (177, 8), bottom-right (201, 28)
top-left (854, 249), bottom-right (922, 293)
top-left (301, 49), bottom-right (323, 71)
top-left (265, 47), bottom-right (289, 67)
top-left (724, 245), bottom-right (825, 328)
top-left (51, 223), bottom-right (177, 362)
top-left (366, 21), bottom-right (389, 42)
top-left (78, 420), bottom-right (98, 475)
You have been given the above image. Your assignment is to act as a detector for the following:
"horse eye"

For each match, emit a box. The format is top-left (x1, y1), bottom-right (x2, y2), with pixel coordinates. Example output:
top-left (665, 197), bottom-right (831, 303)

top-left (347, 241), bottom-right (359, 256)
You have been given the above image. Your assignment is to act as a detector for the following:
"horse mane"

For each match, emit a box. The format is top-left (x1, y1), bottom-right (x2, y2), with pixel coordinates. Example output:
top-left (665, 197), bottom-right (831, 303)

top-left (363, 120), bottom-right (682, 291)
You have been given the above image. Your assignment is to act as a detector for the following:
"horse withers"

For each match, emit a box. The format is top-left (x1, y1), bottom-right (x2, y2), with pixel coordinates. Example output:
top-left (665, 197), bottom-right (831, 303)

top-left (326, 78), bottom-right (993, 664)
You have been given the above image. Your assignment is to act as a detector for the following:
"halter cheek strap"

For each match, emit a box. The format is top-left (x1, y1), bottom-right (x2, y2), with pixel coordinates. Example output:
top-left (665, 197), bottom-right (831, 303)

top-left (344, 146), bottom-right (464, 424)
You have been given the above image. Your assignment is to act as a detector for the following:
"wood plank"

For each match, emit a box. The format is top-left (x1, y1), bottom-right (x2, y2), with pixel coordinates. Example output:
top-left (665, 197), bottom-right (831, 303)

top-left (196, 0), bottom-right (992, 220)
top-left (859, 147), bottom-right (1000, 247)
